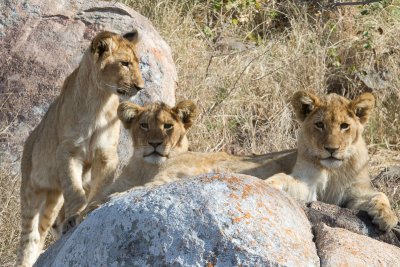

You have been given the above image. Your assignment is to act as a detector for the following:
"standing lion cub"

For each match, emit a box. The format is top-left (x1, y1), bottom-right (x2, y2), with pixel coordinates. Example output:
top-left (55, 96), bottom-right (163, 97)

top-left (16, 30), bottom-right (144, 267)
top-left (266, 91), bottom-right (398, 232)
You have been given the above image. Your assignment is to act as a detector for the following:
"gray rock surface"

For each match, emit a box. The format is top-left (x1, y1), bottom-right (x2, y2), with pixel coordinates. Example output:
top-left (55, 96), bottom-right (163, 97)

top-left (35, 173), bottom-right (320, 266)
top-left (304, 201), bottom-right (400, 246)
top-left (315, 223), bottom-right (400, 266)
top-left (0, 0), bottom-right (177, 172)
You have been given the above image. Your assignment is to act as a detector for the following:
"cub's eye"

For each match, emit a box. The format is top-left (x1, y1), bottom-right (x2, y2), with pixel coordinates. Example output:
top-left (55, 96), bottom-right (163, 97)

top-left (140, 123), bottom-right (148, 130)
top-left (164, 123), bottom-right (173, 130)
top-left (340, 123), bottom-right (349, 130)
top-left (121, 61), bottom-right (130, 67)
top-left (315, 122), bottom-right (324, 130)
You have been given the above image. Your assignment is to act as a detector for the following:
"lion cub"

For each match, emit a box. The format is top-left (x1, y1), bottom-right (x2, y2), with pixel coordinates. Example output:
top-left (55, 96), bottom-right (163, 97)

top-left (84, 100), bottom-right (296, 213)
top-left (266, 91), bottom-right (398, 231)
top-left (17, 30), bottom-right (144, 267)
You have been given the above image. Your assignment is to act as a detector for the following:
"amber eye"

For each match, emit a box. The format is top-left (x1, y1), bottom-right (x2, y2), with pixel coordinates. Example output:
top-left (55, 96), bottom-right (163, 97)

top-left (140, 123), bottom-right (148, 130)
top-left (340, 123), bottom-right (349, 130)
top-left (315, 122), bottom-right (324, 130)
top-left (121, 61), bottom-right (130, 67)
top-left (164, 123), bottom-right (173, 130)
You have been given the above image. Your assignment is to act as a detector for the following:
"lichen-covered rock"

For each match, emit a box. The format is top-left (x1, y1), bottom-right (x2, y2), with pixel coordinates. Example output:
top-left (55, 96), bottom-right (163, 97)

top-left (35, 173), bottom-right (319, 266)
top-left (0, 0), bottom-right (177, 171)
top-left (315, 223), bottom-right (400, 266)
top-left (304, 201), bottom-right (400, 247)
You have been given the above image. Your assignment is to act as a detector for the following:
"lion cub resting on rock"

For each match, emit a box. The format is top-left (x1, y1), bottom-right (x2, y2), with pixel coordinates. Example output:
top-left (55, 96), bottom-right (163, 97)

top-left (266, 91), bottom-right (398, 231)
top-left (84, 100), bottom-right (296, 212)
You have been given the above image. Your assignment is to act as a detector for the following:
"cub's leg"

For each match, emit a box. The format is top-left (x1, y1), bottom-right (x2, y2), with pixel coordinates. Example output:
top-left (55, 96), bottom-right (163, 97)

top-left (57, 166), bottom-right (92, 235)
top-left (65, 148), bottom-right (118, 229)
top-left (50, 168), bottom-right (88, 239)
top-left (265, 173), bottom-right (315, 202)
top-left (347, 191), bottom-right (398, 232)
top-left (50, 204), bottom-right (64, 240)
top-left (38, 191), bottom-right (63, 250)
top-left (56, 148), bottom-right (86, 234)
top-left (87, 148), bottom-right (118, 202)
top-left (16, 188), bottom-right (45, 267)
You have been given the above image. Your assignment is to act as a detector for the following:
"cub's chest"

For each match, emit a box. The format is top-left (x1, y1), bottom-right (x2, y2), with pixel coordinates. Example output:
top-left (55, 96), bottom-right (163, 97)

top-left (73, 108), bottom-right (120, 157)
top-left (90, 111), bottom-right (120, 147)
top-left (316, 173), bottom-right (351, 205)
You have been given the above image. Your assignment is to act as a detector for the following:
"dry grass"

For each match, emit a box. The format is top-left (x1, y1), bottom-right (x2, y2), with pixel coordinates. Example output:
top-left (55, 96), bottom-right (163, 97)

top-left (123, 0), bottom-right (400, 152)
top-left (1, 0), bottom-right (400, 264)
top-left (0, 165), bottom-right (21, 266)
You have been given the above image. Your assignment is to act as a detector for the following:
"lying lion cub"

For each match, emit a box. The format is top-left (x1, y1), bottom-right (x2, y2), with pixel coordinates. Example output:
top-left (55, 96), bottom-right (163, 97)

top-left (266, 91), bottom-right (398, 231)
top-left (84, 100), bottom-right (296, 213)
top-left (17, 30), bottom-right (144, 267)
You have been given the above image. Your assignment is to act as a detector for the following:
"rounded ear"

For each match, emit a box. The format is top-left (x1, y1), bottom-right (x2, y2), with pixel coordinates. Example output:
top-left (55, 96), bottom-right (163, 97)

top-left (291, 91), bottom-right (320, 121)
top-left (349, 93), bottom-right (375, 124)
top-left (172, 100), bottom-right (198, 129)
top-left (123, 29), bottom-right (140, 45)
top-left (90, 31), bottom-right (117, 59)
top-left (117, 101), bottom-right (144, 129)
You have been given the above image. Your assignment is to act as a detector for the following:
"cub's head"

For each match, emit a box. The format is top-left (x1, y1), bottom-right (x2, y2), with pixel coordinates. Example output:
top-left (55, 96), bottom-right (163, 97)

top-left (292, 91), bottom-right (375, 169)
top-left (90, 30), bottom-right (144, 96)
top-left (118, 100), bottom-right (198, 164)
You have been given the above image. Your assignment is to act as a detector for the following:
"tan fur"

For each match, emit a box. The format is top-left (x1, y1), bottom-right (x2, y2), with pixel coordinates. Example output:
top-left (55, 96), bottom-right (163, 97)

top-left (266, 91), bottom-right (398, 232)
top-left (16, 30), bottom-right (144, 267)
top-left (83, 100), bottom-right (296, 215)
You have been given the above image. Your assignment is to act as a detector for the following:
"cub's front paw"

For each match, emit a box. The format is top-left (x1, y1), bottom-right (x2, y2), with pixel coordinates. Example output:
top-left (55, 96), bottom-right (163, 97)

top-left (108, 191), bottom-right (127, 199)
top-left (50, 218), bottom-right (63, 239)
top-left (371, 210), bottom-right (398, 232)
top-left (62, 214), bottom-right (82, 235)
top-left (368, 193), bottom-right (399, 232)
top-left (265, 173), bottom-right (289, 191)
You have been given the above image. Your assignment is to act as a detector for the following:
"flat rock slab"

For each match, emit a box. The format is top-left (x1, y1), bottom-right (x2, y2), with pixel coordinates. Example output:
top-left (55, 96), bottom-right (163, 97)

top-left (0, 0), bottom-right (177, 171)
top-left (304, 201), bottom-right (400, 247)
top-left (36, 173), bottom-right (319, 266)
top-left (315, 223), bottom-right (400, 266)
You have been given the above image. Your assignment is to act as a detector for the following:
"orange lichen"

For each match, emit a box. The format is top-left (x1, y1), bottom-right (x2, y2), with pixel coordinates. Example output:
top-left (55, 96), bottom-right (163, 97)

top-left (150, 47), bottom-right (163, 61)
top-left (241, 184), bottom-right (252, 199)
top-left (232, 212), bottom-right (252, 223)
top-left (229, 193), bottom-right (239, 200)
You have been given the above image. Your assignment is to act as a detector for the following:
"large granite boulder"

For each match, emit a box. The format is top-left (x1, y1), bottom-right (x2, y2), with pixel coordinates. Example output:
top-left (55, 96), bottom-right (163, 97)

top-left (0, 0), bottom-right (177, 172)
top-left (35, 173), bottom-right (320, 266)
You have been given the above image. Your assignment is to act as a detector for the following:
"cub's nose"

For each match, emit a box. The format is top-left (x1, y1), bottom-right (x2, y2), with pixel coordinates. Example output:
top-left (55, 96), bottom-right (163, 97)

top-left (134, 78), bottom-right (145, 91)
top-left (134, 83), bottom-right (144, 91)
top-left (148, 142), bottom-right (162, 149)
top-left (324, 146), bottom-right (339, 154)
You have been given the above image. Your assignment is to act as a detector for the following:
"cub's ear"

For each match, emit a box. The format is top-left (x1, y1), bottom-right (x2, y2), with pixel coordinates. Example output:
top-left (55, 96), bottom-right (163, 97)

top-left (91, 31), bottom-right (117, 59)
top-left (172, 100), bottom-right (198, 129)
top-left (291, 91), bottom-right (320, 121)
top-left (117, 101), bottom-right (144, 129)
top-left (349, 92), bottom-right (375, 124)
top-left (123, 29), bottom-right (140, 45)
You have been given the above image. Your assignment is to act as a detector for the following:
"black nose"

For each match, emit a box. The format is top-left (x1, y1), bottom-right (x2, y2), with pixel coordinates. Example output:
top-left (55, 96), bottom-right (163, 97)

top-left (149, 142), bottom-right (162, 148)
top-left (324, 146), bottom-right (338, 154)
top-left (134, 80), bottom-right (145, 91)
top-left (134, 84), bottom-right (143, 91)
